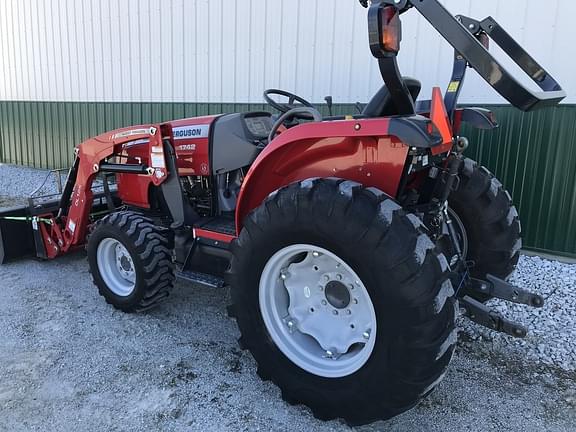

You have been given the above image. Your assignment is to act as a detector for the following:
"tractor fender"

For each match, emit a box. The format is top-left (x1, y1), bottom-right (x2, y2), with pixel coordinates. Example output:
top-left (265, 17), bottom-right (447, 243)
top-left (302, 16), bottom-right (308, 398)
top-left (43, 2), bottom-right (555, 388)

top-left (235, 118), bottom-right (412, 232)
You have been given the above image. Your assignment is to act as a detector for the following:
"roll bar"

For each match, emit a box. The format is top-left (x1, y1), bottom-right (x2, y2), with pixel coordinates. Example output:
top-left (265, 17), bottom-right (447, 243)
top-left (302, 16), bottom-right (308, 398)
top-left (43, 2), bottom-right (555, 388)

top-left (365, 0), bottom-right (566, 113)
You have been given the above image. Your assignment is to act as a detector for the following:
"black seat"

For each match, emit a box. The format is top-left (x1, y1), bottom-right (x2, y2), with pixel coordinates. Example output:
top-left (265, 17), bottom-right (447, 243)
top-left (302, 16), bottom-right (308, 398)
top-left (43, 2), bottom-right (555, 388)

top-left (362, 77), bottom-right (422, 117)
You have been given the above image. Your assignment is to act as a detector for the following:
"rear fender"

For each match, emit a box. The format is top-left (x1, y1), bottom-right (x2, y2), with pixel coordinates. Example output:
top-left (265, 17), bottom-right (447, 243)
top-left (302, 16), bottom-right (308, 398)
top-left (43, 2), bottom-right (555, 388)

top-left (456, 107), bottom-right (499, 132)
top-left (235, 118), bottom-right (416, 232)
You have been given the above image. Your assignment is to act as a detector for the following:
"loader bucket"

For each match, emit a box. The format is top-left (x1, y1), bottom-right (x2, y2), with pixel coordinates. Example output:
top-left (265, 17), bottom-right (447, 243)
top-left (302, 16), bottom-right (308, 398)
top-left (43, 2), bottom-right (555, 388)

top-left (0, 205), bottom-right (36, 264)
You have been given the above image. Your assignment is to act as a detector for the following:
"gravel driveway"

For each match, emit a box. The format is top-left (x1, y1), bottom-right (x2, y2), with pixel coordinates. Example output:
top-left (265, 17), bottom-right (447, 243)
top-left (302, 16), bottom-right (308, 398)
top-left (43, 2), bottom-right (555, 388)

top-left (0, 163), bottom-right (575, 431)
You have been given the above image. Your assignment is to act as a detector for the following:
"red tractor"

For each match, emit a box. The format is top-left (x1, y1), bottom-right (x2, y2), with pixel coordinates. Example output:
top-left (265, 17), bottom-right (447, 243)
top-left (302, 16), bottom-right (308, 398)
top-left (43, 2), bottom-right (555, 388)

top-left (0, 0), bottom-right (565, 425)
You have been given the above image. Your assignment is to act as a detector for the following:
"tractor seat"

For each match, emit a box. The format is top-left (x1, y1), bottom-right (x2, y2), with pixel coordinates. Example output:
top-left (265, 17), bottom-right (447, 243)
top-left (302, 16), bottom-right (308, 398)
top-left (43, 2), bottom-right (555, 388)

top-left (362, 77), bottom-right (422, 117)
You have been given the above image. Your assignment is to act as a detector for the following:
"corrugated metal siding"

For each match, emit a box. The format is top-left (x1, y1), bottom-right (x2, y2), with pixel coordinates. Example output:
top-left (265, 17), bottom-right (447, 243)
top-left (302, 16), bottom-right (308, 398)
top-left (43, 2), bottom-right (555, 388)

top-left (462, 105), bottom-right (576, 258)
top-left (0, 101), bottom-right (355, 168)
top-left (0, 101), bottom-right (574, 257)
top-left (0, 0), bottom-right (574, 104)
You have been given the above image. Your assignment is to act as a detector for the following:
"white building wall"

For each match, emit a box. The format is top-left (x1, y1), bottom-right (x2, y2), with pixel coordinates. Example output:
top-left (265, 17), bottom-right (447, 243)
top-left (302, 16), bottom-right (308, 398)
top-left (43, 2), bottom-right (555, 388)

top-left (0, 0), bottom-right (574, 104)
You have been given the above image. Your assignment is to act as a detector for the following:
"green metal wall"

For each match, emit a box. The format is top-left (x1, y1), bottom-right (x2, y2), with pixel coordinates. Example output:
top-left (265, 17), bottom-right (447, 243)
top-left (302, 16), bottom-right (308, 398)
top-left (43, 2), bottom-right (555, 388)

top-left (0, 102), bottom-right (357, 169)
top-left (460, 105), bottom-right (576, 258)
top-left (0, 101), bottom-right (274, 169)
top-left (0, 101), bottom-right (575, 257)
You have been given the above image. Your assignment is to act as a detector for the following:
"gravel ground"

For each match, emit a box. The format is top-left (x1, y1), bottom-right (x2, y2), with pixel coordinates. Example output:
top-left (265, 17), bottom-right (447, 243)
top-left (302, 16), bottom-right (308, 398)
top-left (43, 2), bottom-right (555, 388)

top-left (1, 163), bottom-right (575, 431)
top-left (462, 257), bottom-right (576, 372)
top-left (0, 163), bottom-right (60, 204)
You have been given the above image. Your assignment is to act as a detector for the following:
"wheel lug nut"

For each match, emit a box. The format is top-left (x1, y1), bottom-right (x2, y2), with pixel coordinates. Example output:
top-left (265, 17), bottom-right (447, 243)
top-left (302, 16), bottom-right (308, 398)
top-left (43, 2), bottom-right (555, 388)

top-left (353, 298), bottom-right (358, 304)
top-left (332, 310), bottom-right (338, 315)
top-left (321, 300), bottom-right (327, 306)
top-left (312, 251), bottom-right (319, 257)
top-left (318, 285), bottom-right (324, 291)
top-left (363, 331), bottom-right (370, 340)
top-left (325, 350), bottom-right (333, 358)
top-left (349, 284), bottom-right (354, 290)
top-left (346, 309), bottom-right (351, 315)
top-left (280, 271), bottom-right (290, 280)
top-left (336, 274), bottom-right (342, 280)
top-left (323, 275), bottom-right (330, 281)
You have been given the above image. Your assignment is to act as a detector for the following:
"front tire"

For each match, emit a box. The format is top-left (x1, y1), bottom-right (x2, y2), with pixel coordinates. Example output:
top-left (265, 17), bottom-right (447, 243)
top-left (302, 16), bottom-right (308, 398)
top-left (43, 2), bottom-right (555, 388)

top-left (87, 211), bottom-right (175, 312)
top-left (227, 178), bottom-right (457, 425)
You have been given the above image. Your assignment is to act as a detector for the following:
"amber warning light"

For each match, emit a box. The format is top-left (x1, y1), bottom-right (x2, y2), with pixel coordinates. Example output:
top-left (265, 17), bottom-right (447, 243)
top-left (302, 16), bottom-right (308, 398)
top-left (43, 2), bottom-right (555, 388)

top-left (380, 6), bottom-right (402, 54)
top-left (368, 4), bottom-right (403, 58)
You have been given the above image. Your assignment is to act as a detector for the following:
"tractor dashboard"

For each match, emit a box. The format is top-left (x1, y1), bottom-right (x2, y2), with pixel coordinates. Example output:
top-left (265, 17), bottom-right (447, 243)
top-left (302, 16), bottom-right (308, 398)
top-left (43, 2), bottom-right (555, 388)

top-left (243, 114), bottom-right (273, 139)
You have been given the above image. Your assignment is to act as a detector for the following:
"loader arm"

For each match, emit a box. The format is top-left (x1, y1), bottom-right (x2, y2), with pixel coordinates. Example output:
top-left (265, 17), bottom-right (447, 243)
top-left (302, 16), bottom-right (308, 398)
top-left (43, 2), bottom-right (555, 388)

top-left (0, 123), bottom-right (178, 262)
top-left (59, 124), bottom-right (174, 251)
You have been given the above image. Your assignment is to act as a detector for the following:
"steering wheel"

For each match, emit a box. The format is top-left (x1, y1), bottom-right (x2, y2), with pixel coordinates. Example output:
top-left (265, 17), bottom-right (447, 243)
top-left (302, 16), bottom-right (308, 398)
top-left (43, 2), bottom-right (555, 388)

top-left (268, 107), bottom-right (323, 143)
top-left (263, 89), bottom-right (314, 114)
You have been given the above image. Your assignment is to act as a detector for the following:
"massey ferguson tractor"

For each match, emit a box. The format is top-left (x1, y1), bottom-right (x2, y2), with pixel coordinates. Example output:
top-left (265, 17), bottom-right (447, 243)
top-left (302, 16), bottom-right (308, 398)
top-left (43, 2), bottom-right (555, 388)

top-left (0, 0), bottom-right (565, 425)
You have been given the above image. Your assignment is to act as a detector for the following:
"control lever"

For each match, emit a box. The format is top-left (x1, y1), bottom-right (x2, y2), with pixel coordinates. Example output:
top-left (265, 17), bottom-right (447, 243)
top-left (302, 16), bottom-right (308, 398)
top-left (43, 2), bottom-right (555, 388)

top-left (324, 96), bottom-right (333, 116)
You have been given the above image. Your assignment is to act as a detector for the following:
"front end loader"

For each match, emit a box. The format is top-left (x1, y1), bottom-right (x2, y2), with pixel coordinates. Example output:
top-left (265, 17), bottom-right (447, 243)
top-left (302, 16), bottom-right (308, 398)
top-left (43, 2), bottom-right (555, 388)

top-left (0, 0), bottom-right (565, 425)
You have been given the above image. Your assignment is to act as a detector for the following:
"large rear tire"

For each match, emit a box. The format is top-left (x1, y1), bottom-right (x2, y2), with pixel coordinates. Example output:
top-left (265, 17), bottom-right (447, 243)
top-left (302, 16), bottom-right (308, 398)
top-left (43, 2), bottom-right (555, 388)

top-left (449, 158), bottom-right (522, 295)
top-left (227, 178), bottom-right (457, 425)
top-left (87, 211), bottom-right (175, 312)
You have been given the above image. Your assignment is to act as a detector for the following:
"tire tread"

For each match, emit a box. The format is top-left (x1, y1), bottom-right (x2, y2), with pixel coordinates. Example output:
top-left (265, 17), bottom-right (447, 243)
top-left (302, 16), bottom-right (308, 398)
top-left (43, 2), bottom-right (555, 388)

top-left (87, 211), bottom-right (175, 312)
top-left (227, 178), bottom-right (457, 425)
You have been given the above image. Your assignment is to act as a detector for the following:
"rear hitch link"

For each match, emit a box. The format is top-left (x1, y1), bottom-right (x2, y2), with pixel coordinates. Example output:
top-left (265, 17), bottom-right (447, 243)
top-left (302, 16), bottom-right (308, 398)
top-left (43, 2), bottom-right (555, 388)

top-left (459, 295), bottom-right (528, 338)
top-left (469, 274), bottom-right (544, 308)
top-left (458, 274), bottom-right (544, 338)
top-left (436, 157), bottom-right (544, 338)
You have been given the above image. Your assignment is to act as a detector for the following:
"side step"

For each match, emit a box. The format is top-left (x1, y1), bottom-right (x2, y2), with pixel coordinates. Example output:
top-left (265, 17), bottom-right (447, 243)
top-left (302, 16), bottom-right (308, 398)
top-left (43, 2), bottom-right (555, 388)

top-left (177, 270), bottom-right (226, 288)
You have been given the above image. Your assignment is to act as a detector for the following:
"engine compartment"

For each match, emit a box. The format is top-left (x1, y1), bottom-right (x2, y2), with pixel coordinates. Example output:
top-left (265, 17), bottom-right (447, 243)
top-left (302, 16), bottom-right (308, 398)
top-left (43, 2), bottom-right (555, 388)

top-left (179, 168), bottom-right (246, 218)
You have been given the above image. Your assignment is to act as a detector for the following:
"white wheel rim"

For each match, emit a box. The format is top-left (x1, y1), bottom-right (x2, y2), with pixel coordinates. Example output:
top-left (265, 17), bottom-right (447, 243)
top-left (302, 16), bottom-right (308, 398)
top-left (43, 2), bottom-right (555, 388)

top-left (96, 238), bottom-right (136, 297)
top-left (259, 244), bottom-right (377, 378)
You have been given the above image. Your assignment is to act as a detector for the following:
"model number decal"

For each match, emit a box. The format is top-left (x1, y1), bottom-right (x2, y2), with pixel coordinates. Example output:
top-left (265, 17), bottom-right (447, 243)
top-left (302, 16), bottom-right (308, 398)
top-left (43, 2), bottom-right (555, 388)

top-left (173, 125), bottom-right (209, 140)
top-left (177, 144), bottom-right (196, 151)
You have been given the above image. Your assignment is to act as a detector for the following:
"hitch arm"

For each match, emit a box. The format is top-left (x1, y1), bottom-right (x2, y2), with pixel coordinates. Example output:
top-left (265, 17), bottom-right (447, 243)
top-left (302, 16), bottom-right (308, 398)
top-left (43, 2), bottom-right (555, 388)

top-left (468, 275), bottom-right (544, 308)
top-left (460, 296), bottom-right (527, 338)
